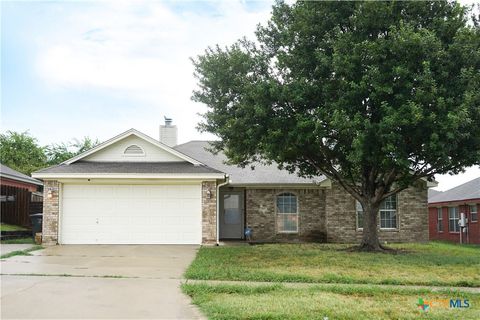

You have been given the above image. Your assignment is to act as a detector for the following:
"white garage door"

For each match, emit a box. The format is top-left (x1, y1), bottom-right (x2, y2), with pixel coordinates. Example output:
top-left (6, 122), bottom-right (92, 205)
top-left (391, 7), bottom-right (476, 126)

top-left (60, 184), bottom-right (202, 244)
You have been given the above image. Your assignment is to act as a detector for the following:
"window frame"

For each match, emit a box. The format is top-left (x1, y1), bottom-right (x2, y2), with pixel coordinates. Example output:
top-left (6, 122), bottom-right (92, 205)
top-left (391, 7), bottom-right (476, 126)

top-left (437, 207), bottom-right (443, 232)
top-left (356, 200), bottom-right (364, 230)
top-left (379, 195), bottom-right (398, 230)
top-left (355, 194), bottom-right (399, 231)
top-left (470, 204), bottom-right (478, 223)
top-left (448, 207), bottom-right (460, 233)
top-left (275, 192), bottom-right (299, 234)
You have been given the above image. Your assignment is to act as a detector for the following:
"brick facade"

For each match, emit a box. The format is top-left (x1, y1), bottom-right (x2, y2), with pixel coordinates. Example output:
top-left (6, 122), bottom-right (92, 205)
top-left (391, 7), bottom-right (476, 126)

top-left (325, 182), bottom-right (428, 243)
top-left (39, 179), bottom-right (428, 245)
top-left (244, 182), bottom-right (428, 243)
top-left (42, 180), bottom-right (60, 245)
top-left (201, 181), bottom-right (217, 244)
top-left (428, 203), bottom-right (480, 244)
top-left (245, 188), bottom-right (327, 242)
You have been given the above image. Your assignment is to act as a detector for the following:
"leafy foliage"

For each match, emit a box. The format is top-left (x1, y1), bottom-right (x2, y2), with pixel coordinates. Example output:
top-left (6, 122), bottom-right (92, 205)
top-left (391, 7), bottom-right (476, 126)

top-left (0, 131), bottom-right (47, 175)
top-left (45, 137), bottom-right (99, 165)
top-left (0, 131), bottom-right (98, 175)
top-left (192, 1), bottom-right (480, 249)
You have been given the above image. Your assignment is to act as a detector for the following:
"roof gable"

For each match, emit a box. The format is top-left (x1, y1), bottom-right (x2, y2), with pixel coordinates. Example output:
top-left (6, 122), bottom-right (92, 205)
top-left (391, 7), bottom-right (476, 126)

top-left (64, 129), bottom-right (202, 165)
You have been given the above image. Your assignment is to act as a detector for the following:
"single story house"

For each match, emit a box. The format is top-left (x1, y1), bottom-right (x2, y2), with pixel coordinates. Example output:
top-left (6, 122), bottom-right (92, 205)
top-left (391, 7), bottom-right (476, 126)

top-left (428, 177), bottom-right (479, 244)
top-left (32, 121), bottom-right (434, 245)
top-left (1, 163), bottom-right (43, 192)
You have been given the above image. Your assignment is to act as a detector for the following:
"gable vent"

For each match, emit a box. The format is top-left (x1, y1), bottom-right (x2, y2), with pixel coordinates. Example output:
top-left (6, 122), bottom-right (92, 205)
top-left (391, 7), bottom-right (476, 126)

top-left (124, 145), bottom-right (144, 155)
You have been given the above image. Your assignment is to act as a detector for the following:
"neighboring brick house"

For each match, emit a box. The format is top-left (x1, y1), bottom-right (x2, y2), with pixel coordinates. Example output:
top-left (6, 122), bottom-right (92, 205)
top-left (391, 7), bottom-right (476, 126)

top-left (33, 121), bottom-right (433, 245)
top-left (428, 177), bottom-right (480, 244)
top-left (1, 163), bottom-right (43, 192)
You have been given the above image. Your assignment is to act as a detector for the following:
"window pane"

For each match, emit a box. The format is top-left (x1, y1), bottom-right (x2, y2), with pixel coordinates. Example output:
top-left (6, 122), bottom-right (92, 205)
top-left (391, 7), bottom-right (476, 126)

top-left (448, 207), bottom-right (459, 232)
top-left (470, 205), bottom-right (478, 222)
top-left (380, 195), bottom-right (397, 210)
top-left (276, 193), bottom-right (298, 232)
top-left (437, 208), bottom-right (443, 232)
top-left (276, 193), bottom-right (297, 214)
top-left (380, 210), bottom-right (397, 229)
top-left (277, 213), bottom-right (298, 232)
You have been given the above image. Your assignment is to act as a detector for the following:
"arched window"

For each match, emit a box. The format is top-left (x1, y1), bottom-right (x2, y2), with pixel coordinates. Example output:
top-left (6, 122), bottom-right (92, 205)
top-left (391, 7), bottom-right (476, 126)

top-left (276, 192), bottom-right (298, 233)
top-left (124, 145), bottom-right (145, 156)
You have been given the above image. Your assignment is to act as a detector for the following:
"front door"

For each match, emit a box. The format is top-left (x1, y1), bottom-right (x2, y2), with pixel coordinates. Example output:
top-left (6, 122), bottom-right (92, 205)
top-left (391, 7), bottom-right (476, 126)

top-left (219, 191), bottom-right (244, 239)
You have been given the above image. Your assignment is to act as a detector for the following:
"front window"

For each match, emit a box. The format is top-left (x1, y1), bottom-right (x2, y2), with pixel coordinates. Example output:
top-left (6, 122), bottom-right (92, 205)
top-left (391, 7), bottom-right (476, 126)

top-left (276, 193), bottom-right (298, 233)
top-left (355, 194), bottom-right (398, 230)
top-left (470, 205), bottom-right (478, 222)
top-left (380, 195), bottom-right (397, 229)
top-left (448, 207), bottom-right (460, 232)
top-left (356, 201), bottom-right (364, 229)
top-left (437, 208), bottom-right (443, 232)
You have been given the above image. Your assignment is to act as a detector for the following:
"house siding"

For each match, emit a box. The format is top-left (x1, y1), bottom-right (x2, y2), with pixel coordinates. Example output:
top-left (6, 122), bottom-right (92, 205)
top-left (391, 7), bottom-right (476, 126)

top-left (428, 202), bottom-right (480, 244)
top-left (245, 188), bottom-right (327, 242)
top-left (202, 181), bottom-right (217, 244)
top-left (0, 177), bottom-right (40, 192)
top-left (42, 180), bottom-right (60, 245)
top-left (245, 182), bottom-right (428, 243)
top-left (324, 182), bottom-right (429, 243)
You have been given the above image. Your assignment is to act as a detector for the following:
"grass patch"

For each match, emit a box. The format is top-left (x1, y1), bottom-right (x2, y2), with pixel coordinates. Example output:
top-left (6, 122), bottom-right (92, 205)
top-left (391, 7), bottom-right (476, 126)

top-left (0, 245), bottom-right (43, 259)
top-left (183, 283), bottom-right (480, 320)
top-left (0, 223), bottom-right (27, 231)
top-left (1, 237), bottom-right (35, 244)
top-left (185, 242), bottom-right (480, 287)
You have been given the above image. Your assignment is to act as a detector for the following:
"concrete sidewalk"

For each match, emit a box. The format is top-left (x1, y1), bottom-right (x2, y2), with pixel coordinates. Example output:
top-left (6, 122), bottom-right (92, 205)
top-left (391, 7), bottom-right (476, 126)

top-left (0, 244), bottom-right (36, 256)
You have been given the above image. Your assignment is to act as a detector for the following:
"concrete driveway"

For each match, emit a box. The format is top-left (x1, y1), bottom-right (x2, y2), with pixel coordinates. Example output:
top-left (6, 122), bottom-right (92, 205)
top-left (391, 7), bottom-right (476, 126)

top-left (1, 245), bottom-right (204, 319)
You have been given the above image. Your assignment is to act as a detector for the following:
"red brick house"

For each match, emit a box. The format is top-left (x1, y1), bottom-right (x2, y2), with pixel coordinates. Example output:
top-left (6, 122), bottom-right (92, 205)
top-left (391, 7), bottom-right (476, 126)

top-left (428, 177), bottom-right (480, 244)
top-left (1, 163), bottom-right (43, 192)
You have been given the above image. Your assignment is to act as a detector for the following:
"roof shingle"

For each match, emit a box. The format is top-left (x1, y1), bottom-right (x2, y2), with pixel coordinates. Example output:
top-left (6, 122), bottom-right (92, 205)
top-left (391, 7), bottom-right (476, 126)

top-left (174, 141), bottom-right (326, 185)
top-left (429, 177), bottom-right (480, 203)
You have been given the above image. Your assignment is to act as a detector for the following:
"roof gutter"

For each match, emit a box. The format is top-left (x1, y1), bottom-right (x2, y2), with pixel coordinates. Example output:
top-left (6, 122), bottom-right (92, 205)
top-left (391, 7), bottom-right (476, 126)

top-left (31, 173), bottom-right (225, 180)
top-left (216, 174), bottom-right (229, 245)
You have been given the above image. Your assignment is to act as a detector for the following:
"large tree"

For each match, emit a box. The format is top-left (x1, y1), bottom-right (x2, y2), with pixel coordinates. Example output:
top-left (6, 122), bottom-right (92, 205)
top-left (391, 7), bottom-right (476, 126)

top-left (45, 137), bottom-right (99, 165)
top-left (0, 131), bottom-right (99, 175)
top-left (0, 131), bottom-right (47, 175)
top-left (192, 1), bottom-right (480, 250)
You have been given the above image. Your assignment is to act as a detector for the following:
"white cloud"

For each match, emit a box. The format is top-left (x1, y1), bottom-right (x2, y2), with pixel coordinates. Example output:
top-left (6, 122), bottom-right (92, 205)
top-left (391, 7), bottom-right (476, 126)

top-left (35, 1), bottom-right (272, 143)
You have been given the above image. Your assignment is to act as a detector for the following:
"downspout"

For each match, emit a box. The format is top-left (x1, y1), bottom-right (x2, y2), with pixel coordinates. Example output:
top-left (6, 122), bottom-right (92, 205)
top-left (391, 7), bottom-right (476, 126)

top-left (216, 174), bottom-right (230, 246)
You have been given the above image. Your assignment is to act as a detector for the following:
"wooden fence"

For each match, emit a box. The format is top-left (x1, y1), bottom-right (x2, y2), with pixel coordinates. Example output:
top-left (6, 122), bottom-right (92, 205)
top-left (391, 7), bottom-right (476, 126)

top-left (1, 185), bottom-right (43, 228)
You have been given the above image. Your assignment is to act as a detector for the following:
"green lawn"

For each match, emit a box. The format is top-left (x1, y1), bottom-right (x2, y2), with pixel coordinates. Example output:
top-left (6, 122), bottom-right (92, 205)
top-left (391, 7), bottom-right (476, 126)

top-left (1, 237), bottom-right (35, 244)
top-left (183, 283), bottom-right (480, 320)
top-left (185, 242), bottom-right (480, 287)
top-left (0, 223), bottom-right (27, 231)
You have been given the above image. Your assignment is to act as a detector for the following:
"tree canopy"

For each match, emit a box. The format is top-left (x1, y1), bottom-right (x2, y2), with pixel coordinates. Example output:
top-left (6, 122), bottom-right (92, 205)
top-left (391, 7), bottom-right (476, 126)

top-left (0, 131), bottom-right (47, 175)
top-left (0, 131), bottom-right (98, 175)
top-left (192, 1), bottom-right (480, 250)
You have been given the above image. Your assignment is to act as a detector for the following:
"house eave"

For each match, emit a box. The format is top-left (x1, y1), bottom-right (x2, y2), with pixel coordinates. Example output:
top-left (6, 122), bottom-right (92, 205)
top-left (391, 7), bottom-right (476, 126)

top-left (0, 173), bottom-right (43, 186)
top-left (31, 173), bottom-right (226, 180)
top-left (226, 180), bottom-right (332, 188)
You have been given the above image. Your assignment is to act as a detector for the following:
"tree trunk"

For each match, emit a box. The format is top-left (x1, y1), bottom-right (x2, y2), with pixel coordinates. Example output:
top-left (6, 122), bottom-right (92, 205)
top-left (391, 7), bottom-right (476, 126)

top-left (359, 202), bottom-right (384, 251)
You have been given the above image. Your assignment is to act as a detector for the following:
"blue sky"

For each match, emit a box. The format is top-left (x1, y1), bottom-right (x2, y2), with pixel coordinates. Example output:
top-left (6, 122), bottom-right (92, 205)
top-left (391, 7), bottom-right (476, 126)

top-left (1, 0), bottom-right (274, 145)
top-left (1, 0), bottom-right (478, 190)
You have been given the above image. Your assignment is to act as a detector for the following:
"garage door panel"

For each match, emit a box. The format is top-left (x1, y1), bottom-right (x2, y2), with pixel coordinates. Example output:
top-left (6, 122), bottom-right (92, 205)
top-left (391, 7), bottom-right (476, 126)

top-left (61, 183), bottom-right (202, 244)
